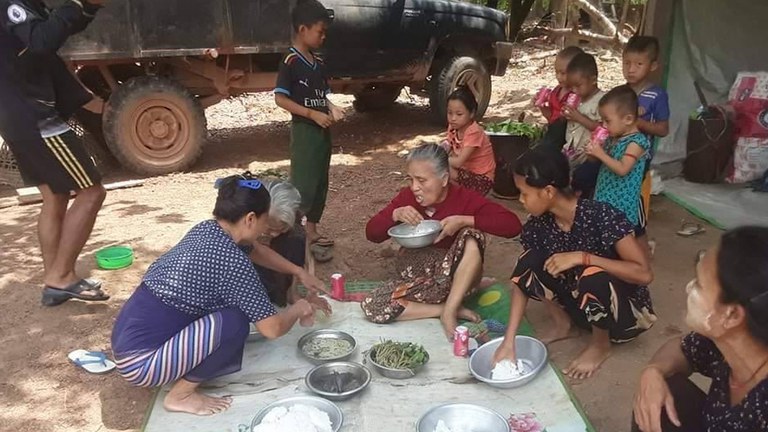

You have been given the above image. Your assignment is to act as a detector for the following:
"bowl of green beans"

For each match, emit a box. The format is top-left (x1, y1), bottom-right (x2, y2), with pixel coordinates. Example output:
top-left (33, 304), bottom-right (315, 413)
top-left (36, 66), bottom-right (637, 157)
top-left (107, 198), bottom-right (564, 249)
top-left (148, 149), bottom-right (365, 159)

top-left (364, 340), bottom-right (430, 379)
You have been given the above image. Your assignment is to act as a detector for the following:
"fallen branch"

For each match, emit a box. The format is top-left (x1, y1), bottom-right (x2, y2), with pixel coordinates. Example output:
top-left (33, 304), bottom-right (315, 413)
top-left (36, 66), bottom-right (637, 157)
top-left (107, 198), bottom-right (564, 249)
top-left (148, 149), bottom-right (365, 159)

top-left (550, 0), bottom-right (629, 46)
top-left (16, 179), bottom-right (144, 205)
top-left (510, 49), bottom-right (559, 64)
top-left (547, 28), bottom-right (625, 47)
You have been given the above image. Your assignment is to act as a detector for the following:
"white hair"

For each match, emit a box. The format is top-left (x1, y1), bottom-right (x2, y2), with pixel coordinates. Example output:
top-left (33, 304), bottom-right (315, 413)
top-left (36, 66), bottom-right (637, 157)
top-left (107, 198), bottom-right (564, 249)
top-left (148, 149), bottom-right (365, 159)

top-left (266, 180), bottom-right (301, 227)
top-left (406, 143), bottom-right (450, 178)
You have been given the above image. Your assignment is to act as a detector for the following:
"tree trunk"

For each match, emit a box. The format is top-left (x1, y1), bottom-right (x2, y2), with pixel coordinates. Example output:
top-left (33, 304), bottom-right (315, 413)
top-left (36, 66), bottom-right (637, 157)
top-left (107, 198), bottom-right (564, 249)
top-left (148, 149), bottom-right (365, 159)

top-left (486, 0), bottom-right (500, 9)
top-left (551, 0), bottom-right (568, 46)
top-left (508, 0), bottom-right (537, 41)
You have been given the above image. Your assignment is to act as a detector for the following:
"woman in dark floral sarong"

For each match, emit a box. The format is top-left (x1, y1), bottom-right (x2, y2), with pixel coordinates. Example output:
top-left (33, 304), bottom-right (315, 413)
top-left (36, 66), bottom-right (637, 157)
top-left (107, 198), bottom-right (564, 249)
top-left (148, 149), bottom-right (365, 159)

top-left (494, 149), bottom-right (656, 380)
top-left (362, 144), bottom-right (522, 338)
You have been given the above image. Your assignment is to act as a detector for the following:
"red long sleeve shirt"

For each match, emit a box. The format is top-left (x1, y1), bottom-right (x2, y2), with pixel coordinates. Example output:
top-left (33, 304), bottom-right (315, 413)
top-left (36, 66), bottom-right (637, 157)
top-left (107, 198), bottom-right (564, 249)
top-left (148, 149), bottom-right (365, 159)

top-left (366, 184), bottom-right (522, 249)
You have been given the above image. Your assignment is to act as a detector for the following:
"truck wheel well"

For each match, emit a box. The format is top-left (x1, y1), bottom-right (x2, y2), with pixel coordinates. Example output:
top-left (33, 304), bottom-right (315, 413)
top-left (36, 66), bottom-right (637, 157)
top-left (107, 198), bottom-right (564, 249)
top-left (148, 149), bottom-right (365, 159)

top-left (429, 37), bottom-right (495, 78)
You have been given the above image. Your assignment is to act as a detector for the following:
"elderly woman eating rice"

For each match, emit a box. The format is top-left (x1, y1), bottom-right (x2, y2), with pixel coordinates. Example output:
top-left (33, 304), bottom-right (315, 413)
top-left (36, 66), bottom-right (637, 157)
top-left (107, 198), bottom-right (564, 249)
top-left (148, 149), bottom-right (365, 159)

top-left (362, 144), bottom-right (522, 338)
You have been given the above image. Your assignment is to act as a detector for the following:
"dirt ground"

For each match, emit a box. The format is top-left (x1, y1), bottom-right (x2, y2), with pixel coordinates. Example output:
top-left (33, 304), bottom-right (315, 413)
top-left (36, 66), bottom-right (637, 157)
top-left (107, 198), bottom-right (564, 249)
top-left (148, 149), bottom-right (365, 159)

top-left (0, 42), bottom-right (719, 432)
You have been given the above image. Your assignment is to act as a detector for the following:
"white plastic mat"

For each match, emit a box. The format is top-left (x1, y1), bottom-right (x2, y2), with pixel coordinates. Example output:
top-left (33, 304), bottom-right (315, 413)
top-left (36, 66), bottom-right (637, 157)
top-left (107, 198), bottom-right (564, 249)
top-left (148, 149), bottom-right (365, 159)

top-left (663, 178), bottom-right (768, 230)
top-left (143, 301), bottom-right (589, 432)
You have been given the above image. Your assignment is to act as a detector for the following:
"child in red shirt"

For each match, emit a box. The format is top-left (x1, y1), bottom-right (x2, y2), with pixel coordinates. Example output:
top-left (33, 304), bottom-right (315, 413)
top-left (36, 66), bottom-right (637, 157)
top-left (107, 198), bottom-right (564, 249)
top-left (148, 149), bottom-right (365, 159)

top-left (537, 46), bottom-right (584, 152)
top-left (444, 87), bottom-right (496, 195)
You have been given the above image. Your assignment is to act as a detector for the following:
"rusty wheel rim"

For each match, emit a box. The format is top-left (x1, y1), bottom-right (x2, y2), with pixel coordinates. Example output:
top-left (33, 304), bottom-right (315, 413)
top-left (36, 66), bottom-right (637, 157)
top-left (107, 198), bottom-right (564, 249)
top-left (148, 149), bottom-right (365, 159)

top-left (126, 98), bottom-right (191, 166)
top-left (455, 69), bottom-right (488, 104)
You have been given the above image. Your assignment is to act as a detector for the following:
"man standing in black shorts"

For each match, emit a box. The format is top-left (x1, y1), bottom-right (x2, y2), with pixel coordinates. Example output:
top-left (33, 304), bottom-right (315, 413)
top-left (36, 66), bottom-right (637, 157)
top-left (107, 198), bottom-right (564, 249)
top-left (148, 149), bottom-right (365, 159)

top-left (0, 0), bottom-right (109, 305)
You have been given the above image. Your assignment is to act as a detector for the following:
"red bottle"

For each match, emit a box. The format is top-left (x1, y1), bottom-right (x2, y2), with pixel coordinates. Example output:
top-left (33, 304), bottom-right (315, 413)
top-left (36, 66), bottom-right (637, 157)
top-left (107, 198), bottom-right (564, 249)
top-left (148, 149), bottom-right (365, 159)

top-left (330, 273), bottom-right (345, 300)
top-left (453, 325), bottom-right (469, 357)
top-left (591, 126), bottom-right (610, 146)
top-left (534, 87), bottom-right (551, 107)
top-left (565, 93), bottom-right (581, 108)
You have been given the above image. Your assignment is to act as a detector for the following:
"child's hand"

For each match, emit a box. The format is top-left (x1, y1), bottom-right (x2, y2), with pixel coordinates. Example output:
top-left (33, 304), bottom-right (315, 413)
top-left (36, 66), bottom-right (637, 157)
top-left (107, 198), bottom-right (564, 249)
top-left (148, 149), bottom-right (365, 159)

top-left (561, 105), bottom-right (575, 120)
top-left (329, 104), bottom-right (345, 122)
top-left (585, 140), bottom-right (606, 158)
top-left (309, 111), bottom-right (333, 128)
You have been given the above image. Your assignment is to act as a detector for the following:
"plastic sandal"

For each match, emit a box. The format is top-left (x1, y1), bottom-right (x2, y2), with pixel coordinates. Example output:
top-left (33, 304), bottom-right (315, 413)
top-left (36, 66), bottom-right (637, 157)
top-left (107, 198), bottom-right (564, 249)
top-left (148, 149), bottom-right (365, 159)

top-left (676, 222), bottom-right (706, 237)
top-left (41, 279), bottom-right (110, 306)
top-left (68, 350), bottom-right (116, 374)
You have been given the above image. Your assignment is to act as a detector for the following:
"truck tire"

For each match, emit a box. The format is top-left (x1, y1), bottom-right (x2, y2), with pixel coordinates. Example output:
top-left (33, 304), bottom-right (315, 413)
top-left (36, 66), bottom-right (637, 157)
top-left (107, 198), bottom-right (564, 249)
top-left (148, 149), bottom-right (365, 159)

top-left (429, 56), bottom-right (492, 123)
top-left (103, 76), bottom-right (206, 176)
top-left (352, 84), bottom-right (403, 112)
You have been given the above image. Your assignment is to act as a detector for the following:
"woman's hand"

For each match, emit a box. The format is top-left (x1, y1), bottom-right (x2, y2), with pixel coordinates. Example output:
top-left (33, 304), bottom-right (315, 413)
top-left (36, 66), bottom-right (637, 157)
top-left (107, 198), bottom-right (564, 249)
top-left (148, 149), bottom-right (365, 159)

top-left (393, 206), bottom-right (423, 226)
top-left (544, 252), bottom-right (583, 277)
top-left (293, 299), bottom-right (316, 327)
top-left (492, 339), bottom-right (517, 366)
top-left (633, 367), bottom-right (681, 432)
top-left (306, 292), bottom-right (332, 316)
top-left (435, 215), bottom-right (471, 243)
top-left (297, 269), bottom-right (330, 296)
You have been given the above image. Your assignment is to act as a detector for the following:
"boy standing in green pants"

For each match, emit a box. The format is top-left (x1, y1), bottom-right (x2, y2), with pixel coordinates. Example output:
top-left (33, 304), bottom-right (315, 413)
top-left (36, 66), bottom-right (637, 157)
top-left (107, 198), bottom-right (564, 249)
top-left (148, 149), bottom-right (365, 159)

top-left (275, 0), bottom-right (343, 262)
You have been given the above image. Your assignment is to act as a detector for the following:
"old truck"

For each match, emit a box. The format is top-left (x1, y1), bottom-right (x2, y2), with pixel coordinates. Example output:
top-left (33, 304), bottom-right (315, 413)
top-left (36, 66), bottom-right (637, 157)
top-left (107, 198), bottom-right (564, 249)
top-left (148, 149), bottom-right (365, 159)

top-left (60, 0), bottom-right (513, 175)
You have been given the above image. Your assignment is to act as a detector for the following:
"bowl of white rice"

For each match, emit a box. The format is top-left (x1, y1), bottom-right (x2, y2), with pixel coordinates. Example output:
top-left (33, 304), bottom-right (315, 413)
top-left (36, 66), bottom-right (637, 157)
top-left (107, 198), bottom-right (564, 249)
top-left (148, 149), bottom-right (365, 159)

top-left (250, 396), bottom-right (343, 432)
top-left (388, 220), bottom-right (443, 249)
top-left (468, 336), bottom-right (547, 389)
top-left (416, 403), bottom-right (510, 432)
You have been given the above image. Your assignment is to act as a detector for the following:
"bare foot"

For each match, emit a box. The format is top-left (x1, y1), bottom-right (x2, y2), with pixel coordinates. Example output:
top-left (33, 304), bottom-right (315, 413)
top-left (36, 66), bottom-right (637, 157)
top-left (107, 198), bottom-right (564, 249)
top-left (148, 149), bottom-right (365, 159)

top-left (477, 277), bottom-right (497, 290)
top-left (563, 341), bottom-right (611, 380)
top-left (163, 390), bottom-right (233, 416)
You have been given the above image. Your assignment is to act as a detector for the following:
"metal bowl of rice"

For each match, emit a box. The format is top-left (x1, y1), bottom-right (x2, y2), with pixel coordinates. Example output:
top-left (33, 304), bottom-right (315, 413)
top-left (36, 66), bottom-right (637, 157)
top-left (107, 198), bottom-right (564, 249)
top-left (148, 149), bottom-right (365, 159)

top-left (388, 220), bottom-right (443, 249)
top-left (298, 329), bottom-right (357, 365)
top-left (250, 395), bottom-right (343, 432)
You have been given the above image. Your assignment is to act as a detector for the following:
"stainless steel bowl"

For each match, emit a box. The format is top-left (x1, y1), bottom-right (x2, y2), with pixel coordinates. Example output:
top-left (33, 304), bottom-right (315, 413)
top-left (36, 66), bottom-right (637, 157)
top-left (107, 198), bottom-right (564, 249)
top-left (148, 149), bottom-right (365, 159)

top-left (416, 403), bottom-right (511, 432)
top-left (469, 336), bottom-right (547, 389)
top-left (387, 220), bottom-right (443, 249)
top-left (298, 329), bottom-right (357, 365)
top-left (364, 347), bottom-right (429, 379)
top-left (250, 396), bottom-right (343, 432)
top-left (305, 361), bottom-right (371, 401)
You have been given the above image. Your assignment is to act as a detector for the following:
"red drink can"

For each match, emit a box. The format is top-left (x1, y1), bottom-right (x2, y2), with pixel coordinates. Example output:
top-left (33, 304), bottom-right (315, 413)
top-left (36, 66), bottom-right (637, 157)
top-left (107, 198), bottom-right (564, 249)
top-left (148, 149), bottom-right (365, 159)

top-left (591, 126), bottom-right (610, 145)
top-left (565, 93), bottom-right (581, 108)
top-left (453, 325), bottom-right (469, 357)
top-left (330, 273), bottom-right (345, 300)
top-left (534, 87), bottom-right (551, 107)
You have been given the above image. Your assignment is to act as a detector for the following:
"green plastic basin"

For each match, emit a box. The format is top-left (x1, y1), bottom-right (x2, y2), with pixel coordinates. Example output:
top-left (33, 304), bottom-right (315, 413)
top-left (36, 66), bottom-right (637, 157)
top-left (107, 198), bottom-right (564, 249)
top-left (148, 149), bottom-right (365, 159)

top-left (95, 246), bottom-right (134, 270)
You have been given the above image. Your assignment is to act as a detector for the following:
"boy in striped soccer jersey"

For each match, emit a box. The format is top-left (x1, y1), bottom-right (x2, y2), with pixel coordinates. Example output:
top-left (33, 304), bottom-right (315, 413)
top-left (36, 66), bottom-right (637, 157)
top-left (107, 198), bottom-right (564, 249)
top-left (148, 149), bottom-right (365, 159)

top-left (274, 0), bottom-right (343, 262)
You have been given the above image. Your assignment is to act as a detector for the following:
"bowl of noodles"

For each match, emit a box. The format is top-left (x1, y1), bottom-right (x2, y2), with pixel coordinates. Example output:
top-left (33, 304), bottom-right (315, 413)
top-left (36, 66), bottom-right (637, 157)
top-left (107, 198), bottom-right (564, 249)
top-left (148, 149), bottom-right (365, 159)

top-left (298, 329), bottom-right (357, 365)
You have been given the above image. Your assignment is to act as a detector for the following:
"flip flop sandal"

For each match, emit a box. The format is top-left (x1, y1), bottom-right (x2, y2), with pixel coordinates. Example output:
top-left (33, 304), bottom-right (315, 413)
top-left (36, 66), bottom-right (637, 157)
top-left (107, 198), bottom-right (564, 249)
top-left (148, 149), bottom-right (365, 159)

top-left (41, 279), bottom-right (110, 306)
top-left (83, 278), bottom-right (102, 289)
top-left (676, 222), bottom-right (706, 237)
top-left (310, 243), bottom-right (334, 263)
top-left (68, 349), bottom-right (116, 374)
top-left (311, 236), bottom-right (335, 247)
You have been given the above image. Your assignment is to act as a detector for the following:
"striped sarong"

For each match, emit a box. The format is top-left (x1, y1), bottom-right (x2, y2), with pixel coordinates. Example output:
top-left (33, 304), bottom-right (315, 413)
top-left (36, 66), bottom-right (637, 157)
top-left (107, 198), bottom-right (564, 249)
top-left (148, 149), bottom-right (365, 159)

top-left (115, 312), bottom-right (223, 387)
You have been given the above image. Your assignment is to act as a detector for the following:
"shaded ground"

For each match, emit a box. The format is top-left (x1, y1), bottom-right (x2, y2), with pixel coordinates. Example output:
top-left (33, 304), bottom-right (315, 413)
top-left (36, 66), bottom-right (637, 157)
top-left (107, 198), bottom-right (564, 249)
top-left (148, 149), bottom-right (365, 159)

top-left (0, 43), bottom-right (718, 432)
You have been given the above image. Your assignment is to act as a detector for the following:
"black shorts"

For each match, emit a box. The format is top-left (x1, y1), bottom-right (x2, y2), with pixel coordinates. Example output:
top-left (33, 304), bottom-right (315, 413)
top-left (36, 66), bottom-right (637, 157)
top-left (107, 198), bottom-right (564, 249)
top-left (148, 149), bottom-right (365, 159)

top-left (7, 129), bottom-right (101, 194)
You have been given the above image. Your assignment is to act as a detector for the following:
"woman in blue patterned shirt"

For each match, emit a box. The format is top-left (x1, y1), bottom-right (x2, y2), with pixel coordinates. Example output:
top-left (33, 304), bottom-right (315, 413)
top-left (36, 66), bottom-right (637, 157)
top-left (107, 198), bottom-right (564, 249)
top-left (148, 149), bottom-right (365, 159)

top-left (111, 172), bottom-right (322, 416)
